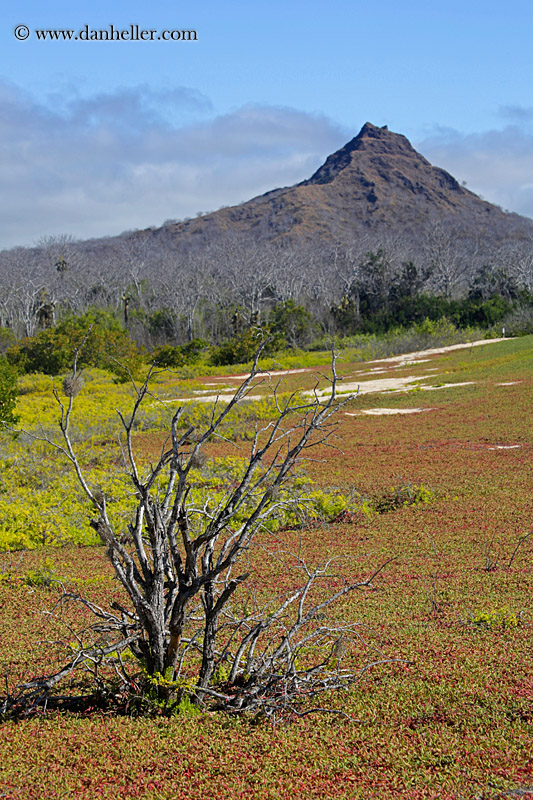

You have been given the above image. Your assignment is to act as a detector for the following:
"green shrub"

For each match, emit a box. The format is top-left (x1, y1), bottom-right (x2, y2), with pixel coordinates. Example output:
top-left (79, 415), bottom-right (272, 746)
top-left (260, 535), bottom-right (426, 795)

top-left (0, 358), bottom-right (19, 428)
top-left (152, 339), bottom-right (208, 368)
top-left (7, 310), bottom-right (141, 379)
top-left (210, 328), bottom-right (281, 367)
top-left (0, 558), bottom-right (62, 588)
top-left (23, 557), bottom-right (60, 588)
top-left (500, 302), bottom-right (533, 337)
top-left (269, 300), bottom-right (318, 349)
top-left (0, 327), bottom-right (17, 356)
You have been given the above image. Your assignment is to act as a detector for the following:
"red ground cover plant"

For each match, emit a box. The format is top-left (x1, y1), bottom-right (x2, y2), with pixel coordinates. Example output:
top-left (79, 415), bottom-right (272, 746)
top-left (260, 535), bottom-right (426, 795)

top-left (0, 336), bottom-right (532, 799)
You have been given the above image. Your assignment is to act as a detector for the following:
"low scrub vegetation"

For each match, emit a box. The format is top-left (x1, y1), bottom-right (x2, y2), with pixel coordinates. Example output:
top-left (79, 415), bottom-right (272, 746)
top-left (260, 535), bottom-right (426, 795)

top-left (0, 335), bottom-right (531, 798)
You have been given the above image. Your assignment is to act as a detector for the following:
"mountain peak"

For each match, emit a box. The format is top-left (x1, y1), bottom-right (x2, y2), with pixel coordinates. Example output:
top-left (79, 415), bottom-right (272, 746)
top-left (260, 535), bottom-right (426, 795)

top-left (154, 121), bottom-right (532, 253)
top-left (302, 121), bottom-right (423, 186)
top-left (358, 121), bottom-right (389, 137)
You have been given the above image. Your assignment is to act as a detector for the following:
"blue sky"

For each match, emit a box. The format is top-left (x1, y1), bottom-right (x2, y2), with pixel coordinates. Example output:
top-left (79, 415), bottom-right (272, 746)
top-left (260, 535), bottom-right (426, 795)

top-left (1, 0), bottom-right (532, 247)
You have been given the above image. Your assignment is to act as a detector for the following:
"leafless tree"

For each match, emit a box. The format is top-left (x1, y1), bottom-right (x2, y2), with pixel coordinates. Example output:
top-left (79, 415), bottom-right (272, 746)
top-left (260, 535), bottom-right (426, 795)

top-left (501, 240), bottom-right (533, 292)
top-left (4, 345), bottom-right (395, 720)
top-left (214, 234), bottom-right (278, 326)
top-left (423, 219), bottom-right (480, 298)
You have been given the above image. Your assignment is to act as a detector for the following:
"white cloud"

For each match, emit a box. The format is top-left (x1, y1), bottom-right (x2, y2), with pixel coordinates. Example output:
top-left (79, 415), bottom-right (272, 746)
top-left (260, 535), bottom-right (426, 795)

top-left (417, 121), bottom-right (533, 221)
top-left (3, 79), bottom-right (532, 251)
top-left (0, 80), bottom-right (346, 248)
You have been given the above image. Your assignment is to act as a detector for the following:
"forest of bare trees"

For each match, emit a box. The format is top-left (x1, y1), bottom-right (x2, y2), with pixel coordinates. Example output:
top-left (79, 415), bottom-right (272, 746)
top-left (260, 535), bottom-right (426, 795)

top-left (0, 220), bottom-right (532, 350)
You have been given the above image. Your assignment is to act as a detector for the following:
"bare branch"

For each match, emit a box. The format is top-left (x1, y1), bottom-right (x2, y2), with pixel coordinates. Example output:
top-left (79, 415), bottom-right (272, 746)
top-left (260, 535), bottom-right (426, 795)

top-left (4, 345), bottom-right (397, 722)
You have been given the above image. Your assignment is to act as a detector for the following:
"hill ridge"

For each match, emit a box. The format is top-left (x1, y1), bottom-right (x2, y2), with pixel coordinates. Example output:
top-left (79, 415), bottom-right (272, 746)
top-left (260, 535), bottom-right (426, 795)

top-left (153, 121), bottom-right (532, 250)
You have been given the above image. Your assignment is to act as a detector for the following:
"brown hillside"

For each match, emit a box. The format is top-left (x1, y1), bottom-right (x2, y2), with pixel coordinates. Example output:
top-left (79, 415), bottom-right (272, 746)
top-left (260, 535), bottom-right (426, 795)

top-left (155, 122), bottom-right (532, 248)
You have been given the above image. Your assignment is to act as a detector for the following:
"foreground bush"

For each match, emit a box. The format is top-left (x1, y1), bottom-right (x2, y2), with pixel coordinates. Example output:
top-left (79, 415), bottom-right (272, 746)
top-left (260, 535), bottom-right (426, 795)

top-left (4, 348), bottom-right (392, 721)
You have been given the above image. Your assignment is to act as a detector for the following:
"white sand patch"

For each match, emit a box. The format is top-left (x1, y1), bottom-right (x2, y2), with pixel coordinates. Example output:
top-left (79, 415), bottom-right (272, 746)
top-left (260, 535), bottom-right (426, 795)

top-left (368, 337), bottom-right (507, 366)
top-left (301, 375), bottom-right (421, 399)
top-left (163, 337), bottom-right (511, 406)
top-left (210, 367), bottom-right (312, 380)
top-left (160, 374), bottom-right (419, 405)
top-left (346, 407), bottom-right (433, 416)
top-left (192, 386), bottom-right (235, 393)
top-left (361, 360), bottom-right (431, 374)
top-left (392, 359), bottom-right (430, 367)
top-left (420, 382), bottom-right (476, 391)
top-left (158, 392), bottom-right (263, 405)
top-left (166, 375), bottom-right (476, 405)
top-left (201, 338), bottom-right (507, 384)
top-left (159, 337), bottom-right (514, 406)
top-left (386, 381), bottom-right (476, 394)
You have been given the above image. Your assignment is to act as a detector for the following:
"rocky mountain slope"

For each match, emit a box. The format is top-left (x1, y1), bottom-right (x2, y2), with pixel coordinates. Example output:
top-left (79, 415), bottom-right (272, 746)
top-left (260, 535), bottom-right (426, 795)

top-left (152, 122), bottom-right (532, 249)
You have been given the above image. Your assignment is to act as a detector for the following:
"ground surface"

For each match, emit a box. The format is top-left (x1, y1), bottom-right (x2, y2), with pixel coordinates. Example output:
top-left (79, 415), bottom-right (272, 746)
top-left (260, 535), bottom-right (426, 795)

top-left (0, 336), bottom-right (532, 799)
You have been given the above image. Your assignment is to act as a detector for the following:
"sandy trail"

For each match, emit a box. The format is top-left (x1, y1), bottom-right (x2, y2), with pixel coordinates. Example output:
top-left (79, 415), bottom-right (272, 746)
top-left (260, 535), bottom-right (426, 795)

top-left (160, 374), bottom-right (422, 404)
top-left (160, 337), bottom-right (507, 405)
top-left (346, 407), bottom-right (434, 416)
top-left (209, 367), bottom-right (314, 381)
top-left (160, 374), bottom-right (476, 405)
top-left (366, 337), bottom-right (507, 366)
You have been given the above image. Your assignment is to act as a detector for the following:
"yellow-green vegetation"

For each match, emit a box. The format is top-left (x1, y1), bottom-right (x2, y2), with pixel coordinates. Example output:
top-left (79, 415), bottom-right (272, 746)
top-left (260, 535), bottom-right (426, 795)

top-left (0, 443), bottom-right (372, 552)
top-left (0, 368), bottom-right (359, 551)
top-left (469, 607), bottom-right (522, 630)
top-left (369, 483), bottom-right (434, 514)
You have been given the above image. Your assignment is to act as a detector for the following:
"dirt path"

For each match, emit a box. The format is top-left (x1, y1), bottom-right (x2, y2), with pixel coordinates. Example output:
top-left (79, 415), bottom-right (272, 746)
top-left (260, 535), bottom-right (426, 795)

top-left (161, 337), bottom-right (508, 404)
top-left (366, 336), bottom-right (507, 366)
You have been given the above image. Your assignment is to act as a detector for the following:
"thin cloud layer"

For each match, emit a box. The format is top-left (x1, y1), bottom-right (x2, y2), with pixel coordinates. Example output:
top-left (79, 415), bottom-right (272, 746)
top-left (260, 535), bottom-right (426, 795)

top-left (417, 119), bottom-right (533, 222)
top-left (2, 79), bottom-right (533, 250)
top-left (0, 80), bottom-right (346, 248)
